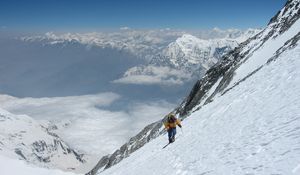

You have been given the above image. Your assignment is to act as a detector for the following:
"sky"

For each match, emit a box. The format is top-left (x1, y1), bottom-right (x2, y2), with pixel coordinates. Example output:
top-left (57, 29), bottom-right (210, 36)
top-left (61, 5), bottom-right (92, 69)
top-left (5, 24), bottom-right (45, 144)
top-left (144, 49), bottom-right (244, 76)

top-left (0, 0), bottom-right (286, 31)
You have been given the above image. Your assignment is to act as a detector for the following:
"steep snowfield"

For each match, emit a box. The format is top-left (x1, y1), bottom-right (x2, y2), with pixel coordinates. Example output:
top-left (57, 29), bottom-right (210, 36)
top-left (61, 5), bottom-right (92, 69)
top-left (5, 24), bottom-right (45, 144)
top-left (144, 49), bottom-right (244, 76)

top-left (225, 13), bottom-right (300, 91)
top-left (99, 39), bottom-right (300, 175)
top-left (0, 155), bottom-right (78, 175)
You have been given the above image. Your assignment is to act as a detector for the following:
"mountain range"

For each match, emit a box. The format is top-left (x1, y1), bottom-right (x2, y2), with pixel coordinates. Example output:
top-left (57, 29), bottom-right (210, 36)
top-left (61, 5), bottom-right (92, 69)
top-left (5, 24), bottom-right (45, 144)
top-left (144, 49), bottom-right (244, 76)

top-left (0, 108), bottom-right (85, 172)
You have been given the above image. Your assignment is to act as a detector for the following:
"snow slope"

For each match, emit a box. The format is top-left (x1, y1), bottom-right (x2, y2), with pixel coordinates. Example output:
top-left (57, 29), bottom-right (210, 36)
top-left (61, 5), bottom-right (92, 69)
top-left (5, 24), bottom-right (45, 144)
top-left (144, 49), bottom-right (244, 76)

top-left (0, 108), bottom-right (85, 172)
top-left (99, 29), bottom-right (300, 175)
top-left (224, 7), bottom-right (300, 92)
top-left (0, 155), bottom-right (78, 175)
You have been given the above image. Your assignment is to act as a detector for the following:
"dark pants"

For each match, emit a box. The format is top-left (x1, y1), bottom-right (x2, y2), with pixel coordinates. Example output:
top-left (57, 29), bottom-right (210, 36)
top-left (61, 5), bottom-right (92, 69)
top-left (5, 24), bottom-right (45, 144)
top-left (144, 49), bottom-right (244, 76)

top-left (168, 127), bottom-right (176, 143)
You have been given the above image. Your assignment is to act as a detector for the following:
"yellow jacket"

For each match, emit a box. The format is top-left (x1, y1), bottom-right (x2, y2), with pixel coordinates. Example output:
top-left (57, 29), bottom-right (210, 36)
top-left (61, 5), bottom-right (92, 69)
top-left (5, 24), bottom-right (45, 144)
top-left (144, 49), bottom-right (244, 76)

top-left (164, 119), bottom-right (181, 130)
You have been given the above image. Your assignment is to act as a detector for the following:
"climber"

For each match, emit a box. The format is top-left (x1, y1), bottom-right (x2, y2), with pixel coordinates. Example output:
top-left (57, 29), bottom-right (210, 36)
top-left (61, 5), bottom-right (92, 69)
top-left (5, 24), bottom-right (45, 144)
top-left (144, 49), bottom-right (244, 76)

top-left (164, 114), bottom-right (182, 143)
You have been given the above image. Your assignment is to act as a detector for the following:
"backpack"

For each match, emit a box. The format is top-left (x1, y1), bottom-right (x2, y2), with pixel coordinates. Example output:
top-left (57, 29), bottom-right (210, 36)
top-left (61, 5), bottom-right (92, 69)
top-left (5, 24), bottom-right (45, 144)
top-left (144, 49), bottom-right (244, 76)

top-left (168, 115), bottom-right (176, 123)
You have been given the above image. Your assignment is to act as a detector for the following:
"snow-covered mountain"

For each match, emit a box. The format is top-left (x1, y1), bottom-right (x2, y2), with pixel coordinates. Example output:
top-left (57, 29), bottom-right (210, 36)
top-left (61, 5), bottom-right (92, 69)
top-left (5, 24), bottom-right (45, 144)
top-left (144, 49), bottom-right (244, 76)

top-left (21, 29), bottom-right (182, 62)
top-left (0, 155), bottom-right (77, 175)
top-left (222, 28), bottom-right (262, 42)
top-left (0, 28), bottom-right (258, 98)
top-left (149, 34), bottom-right (238, 73)
top-left (0, 93), bottom-right (174, 163)
top-left (89, 0), bottom-right (300, 174)
top-left (19, 29), bottom-right (259, 87)
top-left (21, 28), bottom-right (259, 62)
top-left (0, 108), bottom-right (85, 172)
top-left (161, 34), bottom-right (235, 68)
top-left (113, 30), bottom-right (259, 86)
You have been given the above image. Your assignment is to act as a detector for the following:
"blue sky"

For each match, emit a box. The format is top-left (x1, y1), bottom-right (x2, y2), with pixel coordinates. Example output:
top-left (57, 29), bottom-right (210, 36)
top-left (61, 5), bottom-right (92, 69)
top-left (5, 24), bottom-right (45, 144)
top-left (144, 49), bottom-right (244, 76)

top-left (0, 0), bottom-right (285, 31)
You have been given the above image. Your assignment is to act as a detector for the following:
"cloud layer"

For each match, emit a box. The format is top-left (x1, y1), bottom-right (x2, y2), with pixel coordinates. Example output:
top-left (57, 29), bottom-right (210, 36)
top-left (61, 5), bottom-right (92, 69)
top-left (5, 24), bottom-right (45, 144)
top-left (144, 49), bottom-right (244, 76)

top-left (113, 65), bottom-right (192, 85)
top-left (0, 93), bottom-right (175, 157)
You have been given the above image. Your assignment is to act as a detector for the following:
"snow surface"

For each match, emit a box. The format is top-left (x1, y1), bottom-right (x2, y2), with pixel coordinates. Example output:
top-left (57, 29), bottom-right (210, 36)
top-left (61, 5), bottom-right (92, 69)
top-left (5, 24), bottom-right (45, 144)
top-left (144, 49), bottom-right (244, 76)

top-left (99, 39), bottom-right (300, 175)
top-left (0, 108), bottom-right (85, 172)
top-left (226, 17), bottom-right (300, 91)
top-left (0, 155), bottom-right (79, 175)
